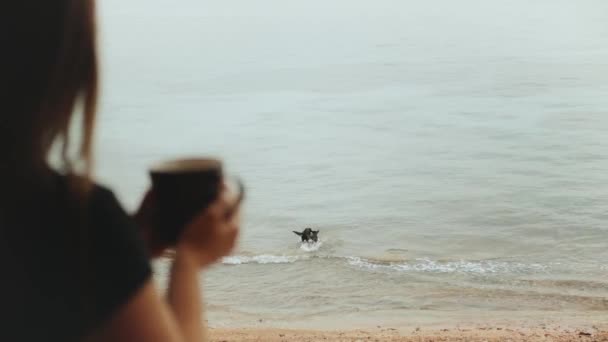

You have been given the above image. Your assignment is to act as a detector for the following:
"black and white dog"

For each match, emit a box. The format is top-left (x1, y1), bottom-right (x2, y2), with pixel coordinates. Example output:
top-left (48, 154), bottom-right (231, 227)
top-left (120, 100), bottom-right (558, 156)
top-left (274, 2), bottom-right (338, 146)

top-left (293, 228), bottom-right (319, 242)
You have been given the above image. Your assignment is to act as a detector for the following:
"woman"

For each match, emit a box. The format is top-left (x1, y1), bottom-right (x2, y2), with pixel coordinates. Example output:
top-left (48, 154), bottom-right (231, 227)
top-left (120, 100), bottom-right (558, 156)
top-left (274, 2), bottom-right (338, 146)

top-left (0, 2), bottom-right (239, 341)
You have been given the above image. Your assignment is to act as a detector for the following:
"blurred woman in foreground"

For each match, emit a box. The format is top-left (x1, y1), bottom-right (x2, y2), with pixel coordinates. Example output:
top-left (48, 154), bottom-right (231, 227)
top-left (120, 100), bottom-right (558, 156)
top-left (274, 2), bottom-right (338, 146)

top-left (0, 2), bottom-right (239, 341)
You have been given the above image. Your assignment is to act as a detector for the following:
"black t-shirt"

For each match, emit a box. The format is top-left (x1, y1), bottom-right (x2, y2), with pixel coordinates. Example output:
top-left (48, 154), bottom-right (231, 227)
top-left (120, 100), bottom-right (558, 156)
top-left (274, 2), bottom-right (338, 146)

top-left (0, 173), bottom-right (152, 341)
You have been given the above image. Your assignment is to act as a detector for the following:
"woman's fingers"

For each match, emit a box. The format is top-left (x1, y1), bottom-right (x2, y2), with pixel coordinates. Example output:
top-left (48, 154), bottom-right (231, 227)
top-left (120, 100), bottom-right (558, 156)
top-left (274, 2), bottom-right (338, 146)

top-left (206, 186), bottom-right (241, 220)
top-left (175, 184), bottom-right (242, 267)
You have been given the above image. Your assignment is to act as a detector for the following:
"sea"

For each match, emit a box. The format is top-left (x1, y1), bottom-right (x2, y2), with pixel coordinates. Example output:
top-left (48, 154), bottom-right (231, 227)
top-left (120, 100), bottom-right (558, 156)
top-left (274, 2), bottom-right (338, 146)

top-left (96, 0), bottom-right (608, 329)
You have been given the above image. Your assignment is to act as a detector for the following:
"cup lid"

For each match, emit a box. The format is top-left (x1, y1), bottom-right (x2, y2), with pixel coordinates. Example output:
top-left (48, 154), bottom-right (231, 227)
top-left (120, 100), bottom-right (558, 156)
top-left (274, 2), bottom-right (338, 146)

top-left (150, 158), bottom-right (222, 174)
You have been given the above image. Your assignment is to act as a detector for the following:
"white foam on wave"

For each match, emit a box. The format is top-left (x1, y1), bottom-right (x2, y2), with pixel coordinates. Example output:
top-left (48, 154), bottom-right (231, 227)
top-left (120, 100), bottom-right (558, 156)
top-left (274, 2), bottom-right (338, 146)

top-left (222, 254), bottom-right (307, 265)
top-left (346, 257), bottom-right (547, 274)
top-left (300, 240), bottom-right (323, 252)
top-left (221, 251), bottom-right (547, 275)
top-left (221, 240), bottom-right (322, 266)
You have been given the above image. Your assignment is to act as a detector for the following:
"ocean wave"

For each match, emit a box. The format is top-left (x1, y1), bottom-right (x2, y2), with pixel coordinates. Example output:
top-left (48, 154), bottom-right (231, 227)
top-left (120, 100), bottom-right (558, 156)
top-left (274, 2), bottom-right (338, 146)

top-left (222, 253), bottom-right (548, 274)
top-left (222, 254), bottom-right (309, 265)
top-left (346, 257), bottom-right (548, 274)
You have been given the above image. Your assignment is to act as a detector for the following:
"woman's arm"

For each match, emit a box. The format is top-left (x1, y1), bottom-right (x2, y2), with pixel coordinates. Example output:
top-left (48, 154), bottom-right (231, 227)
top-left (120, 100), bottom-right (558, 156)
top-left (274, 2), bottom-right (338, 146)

top-left (87, 250), bottom-right (210, 342)
top-left (89, 189), bottom-right (239, 342)
top-left (166, 191), bottom-right (240, 341)
top-left (86, 281), bottom-right (185, 342)
top-left (166, 252), bottom-right (207, 341)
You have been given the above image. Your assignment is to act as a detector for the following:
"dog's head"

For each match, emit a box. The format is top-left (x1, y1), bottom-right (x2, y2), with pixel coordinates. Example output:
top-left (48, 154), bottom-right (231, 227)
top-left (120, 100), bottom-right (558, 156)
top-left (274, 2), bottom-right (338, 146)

top-left (303, 227), bottom-right (319, 242)
top-left (311, 230), bottom-right (319, 242)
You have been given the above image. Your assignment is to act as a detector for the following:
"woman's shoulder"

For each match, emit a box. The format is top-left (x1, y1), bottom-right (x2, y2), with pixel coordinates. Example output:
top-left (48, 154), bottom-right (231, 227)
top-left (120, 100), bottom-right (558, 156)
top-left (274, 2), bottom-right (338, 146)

top-left (53, 173), bottom-right (127, 219)
top-left (53, 175), bottom-right (153, 338)
top-left (87, 180), bottom-right (126, 214)
top-left (53, 173), bottom-right (146, 257)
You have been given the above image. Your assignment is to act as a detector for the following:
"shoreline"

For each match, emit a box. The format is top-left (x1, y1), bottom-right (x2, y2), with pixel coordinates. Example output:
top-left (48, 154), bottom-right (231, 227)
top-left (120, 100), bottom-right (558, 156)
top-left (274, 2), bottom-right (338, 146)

top-left (204, 307), bottom-right (608, 340)
top-left (209, 325), bottom-right (608, 341)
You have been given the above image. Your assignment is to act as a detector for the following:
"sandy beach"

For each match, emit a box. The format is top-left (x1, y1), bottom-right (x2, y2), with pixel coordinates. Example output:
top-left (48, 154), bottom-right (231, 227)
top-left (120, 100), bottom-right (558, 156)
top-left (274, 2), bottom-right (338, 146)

top-left (209, 326), bottom-right (608, 342)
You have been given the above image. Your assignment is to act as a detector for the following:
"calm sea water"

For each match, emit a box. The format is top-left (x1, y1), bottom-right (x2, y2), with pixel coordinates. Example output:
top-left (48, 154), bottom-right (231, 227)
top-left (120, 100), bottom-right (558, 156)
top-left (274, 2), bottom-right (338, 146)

top-left (97, 0), bottom-right (608, 328)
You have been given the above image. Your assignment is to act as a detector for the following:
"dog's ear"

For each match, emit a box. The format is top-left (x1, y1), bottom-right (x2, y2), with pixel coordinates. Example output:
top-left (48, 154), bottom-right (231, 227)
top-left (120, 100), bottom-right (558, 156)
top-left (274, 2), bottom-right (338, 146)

top-left (313, 230), bottom-right (319, 234)
top-left (293, 231), bottom-right (303, 236)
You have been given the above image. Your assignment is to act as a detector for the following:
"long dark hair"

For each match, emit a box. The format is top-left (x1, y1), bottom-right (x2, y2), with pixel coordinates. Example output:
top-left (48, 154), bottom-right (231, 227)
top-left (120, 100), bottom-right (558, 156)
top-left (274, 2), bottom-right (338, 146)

top-left (2, 1), bottom-right (98, 188)
top-left (1, 3), bottom-right (101, 326)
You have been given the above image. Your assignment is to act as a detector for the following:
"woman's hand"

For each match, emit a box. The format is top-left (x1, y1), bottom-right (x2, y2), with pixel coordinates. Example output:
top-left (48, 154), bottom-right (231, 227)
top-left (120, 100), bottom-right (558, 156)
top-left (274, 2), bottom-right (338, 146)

top-left (174, 186), bottom-right (241, 268)
top-left (135, 184), bottom-right (241, 264)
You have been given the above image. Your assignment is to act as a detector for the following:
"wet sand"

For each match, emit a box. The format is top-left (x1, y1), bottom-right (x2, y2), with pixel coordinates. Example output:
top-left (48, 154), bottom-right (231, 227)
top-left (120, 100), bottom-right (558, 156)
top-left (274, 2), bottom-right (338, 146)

top-left (209, 325), bottom-right (608, 341)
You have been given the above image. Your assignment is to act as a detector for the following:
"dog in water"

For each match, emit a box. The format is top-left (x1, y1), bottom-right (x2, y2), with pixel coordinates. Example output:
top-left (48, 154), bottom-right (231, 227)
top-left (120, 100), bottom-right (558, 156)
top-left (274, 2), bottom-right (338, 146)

top-left (293, 228), bottom-right (319, 242)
